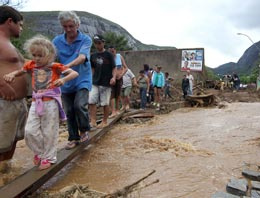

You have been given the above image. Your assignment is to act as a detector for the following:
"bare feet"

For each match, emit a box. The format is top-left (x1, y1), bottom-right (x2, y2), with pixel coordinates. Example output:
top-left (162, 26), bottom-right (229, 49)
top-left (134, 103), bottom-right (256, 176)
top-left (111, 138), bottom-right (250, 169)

top-left (97, 122), bottom-right (108, 129)
top-left (109, 113), bottom-right (117, 118)
top-left (90, 121), bottom-right (97, 128)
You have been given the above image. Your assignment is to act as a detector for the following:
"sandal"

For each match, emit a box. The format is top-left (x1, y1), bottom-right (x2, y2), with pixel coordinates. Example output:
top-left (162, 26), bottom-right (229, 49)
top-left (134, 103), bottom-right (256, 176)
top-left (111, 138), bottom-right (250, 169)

top-left (38, 159), bottom-right (51, 170)
top-left (33, 155), bottom-right (41, 166)
top-left (80, 132), bottom-right (89, 143)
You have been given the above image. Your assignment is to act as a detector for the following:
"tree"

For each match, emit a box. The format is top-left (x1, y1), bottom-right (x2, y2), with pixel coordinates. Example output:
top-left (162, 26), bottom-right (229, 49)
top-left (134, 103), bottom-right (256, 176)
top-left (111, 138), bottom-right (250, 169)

top-left (245, 56), bottom-right (260, 84)
top-left (103, 32), bottom-right (132, 51)
top-left (11, 24), bottom-right (35, 56)
top-left (0, 0), bottom-right (27, 8)
top-left (249, 65), bottom-right (259, 83)
top-left (240, 75), bottom-right (250, 84)
top-left (91, 32), bottom-right (132, 52)
top-left (205, 67), bottom-right (218, 80)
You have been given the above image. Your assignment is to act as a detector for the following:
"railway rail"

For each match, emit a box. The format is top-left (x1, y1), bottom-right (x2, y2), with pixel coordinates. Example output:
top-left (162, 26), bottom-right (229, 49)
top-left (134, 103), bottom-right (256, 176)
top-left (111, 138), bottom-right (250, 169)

top-left (0, 112), bottom-right (124, 198)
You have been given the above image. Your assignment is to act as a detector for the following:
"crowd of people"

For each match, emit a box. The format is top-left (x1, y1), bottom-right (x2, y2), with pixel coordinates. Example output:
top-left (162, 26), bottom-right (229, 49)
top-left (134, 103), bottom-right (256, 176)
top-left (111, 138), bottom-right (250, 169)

top-left (0, 6), bottom-right (195, 170)
top-left (218, 73), bottom-right (241, 92)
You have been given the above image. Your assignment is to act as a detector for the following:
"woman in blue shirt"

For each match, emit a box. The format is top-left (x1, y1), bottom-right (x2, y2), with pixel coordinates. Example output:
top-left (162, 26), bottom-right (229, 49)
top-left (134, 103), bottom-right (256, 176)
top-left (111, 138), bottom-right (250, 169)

top-left (151, 65), bottom-right (165, 110)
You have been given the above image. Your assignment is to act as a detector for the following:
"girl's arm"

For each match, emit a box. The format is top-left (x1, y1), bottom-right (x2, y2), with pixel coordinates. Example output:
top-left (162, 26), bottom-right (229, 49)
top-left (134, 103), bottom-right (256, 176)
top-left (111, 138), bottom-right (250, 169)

top-left (3, 69), bottom-right (26, 83)
top-left (53, 69), bottom-right (78, 87)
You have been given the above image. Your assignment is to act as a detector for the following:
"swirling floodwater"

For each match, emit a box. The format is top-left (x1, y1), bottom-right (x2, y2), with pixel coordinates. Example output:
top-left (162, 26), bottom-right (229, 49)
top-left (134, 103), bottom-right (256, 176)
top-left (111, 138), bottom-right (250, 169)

top-left (3, 102), bottom-right (260, 197)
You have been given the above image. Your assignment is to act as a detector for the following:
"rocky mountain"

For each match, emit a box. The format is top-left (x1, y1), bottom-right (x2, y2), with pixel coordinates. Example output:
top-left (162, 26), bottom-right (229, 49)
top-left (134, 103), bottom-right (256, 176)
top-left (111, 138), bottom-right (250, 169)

top-left (21, 11), bottom-right (175, 51)
top-left (213, 41), bottom-right (260, 75)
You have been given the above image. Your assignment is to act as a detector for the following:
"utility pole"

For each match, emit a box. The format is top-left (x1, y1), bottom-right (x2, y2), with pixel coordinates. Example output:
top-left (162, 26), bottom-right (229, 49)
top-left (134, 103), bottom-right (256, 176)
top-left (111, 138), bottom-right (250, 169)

top-left (237, 33), bottom-right (260, 90)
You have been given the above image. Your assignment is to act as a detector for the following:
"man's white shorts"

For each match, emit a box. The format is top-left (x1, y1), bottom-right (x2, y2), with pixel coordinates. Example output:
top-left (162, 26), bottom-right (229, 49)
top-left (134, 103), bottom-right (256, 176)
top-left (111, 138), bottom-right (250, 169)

top-left (88, 85), bottom-right (111, 106)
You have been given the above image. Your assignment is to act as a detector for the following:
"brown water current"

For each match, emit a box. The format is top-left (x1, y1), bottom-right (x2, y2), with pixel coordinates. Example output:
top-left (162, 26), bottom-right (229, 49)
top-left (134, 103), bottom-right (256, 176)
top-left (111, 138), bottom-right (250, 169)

top-left (48, 103), bottom-right (260, 197)
top-left (2, 102), bottom-right (260, 197)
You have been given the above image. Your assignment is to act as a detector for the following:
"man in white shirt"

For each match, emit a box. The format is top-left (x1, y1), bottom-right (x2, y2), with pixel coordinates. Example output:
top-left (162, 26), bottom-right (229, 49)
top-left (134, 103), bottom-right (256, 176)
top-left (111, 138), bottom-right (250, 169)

top-left (121, 68), bottom-right (137, 110)
top-left (186, 70), bottom-right (194, 95)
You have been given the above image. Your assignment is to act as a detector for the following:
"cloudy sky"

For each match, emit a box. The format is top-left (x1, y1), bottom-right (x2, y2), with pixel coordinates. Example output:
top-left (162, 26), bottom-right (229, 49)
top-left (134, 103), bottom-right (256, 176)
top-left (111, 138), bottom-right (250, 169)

top-left (20, 0), bottom-right (260, 68)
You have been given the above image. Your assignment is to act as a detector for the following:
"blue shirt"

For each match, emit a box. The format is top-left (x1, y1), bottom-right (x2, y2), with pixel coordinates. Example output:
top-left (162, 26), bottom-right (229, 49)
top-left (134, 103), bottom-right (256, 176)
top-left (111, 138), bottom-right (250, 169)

top-left (115, 53), bottom-right (122, 68)
top-left (152, 71), bottom-right (165, 88)
top-left (52, 31), bottom-right (92, 93)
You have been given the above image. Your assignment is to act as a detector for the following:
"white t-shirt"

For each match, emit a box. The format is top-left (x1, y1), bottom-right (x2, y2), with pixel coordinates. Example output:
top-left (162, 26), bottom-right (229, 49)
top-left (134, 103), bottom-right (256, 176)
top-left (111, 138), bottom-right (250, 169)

top-left (122, 69), bottom-right (135, 88)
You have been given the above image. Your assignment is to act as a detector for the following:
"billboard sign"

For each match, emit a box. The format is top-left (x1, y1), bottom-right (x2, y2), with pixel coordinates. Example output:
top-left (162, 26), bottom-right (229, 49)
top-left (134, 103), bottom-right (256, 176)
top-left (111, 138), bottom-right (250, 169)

top-left (181, 49), bottom-right (204, 72)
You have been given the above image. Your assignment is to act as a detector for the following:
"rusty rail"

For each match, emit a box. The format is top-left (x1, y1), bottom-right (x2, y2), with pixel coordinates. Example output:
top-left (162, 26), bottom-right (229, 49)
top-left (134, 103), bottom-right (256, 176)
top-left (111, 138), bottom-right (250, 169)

top-left (0, 112), bottom-right (123, 198)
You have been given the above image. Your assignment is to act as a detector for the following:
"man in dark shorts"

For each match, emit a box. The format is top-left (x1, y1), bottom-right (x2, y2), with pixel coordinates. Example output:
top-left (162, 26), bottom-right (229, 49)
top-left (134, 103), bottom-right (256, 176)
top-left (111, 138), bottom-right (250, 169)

top-left (108, 46), bottom-right (128, 118)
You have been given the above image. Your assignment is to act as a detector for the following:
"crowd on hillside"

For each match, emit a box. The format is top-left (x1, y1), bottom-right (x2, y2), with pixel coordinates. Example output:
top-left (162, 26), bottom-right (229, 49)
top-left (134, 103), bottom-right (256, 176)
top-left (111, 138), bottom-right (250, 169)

top-left (0, 7), bottom-right (195, 170)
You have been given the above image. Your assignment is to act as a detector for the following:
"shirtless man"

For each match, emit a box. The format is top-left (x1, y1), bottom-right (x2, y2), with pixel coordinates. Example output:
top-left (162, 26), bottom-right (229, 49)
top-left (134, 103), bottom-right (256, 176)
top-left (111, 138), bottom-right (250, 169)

top-left (0, 6), bottom-right (28, 161)
top-left (108, 46), bottom-right (128, 117)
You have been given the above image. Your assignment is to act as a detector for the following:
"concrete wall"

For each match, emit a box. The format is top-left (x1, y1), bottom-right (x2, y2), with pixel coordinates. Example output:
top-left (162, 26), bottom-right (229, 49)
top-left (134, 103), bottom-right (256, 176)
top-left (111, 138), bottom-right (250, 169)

top-left (120, 48), bottom-right (207, 84)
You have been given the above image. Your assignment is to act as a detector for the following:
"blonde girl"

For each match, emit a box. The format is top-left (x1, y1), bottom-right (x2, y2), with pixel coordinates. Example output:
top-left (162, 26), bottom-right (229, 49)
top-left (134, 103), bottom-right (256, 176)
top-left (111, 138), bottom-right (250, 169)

top-left (4, 35), bottom-right (78, 170)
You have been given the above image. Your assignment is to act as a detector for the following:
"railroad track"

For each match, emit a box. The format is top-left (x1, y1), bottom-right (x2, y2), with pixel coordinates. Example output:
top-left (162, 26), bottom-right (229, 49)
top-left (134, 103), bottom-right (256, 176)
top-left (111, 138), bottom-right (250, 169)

top-left (0, 112), bottom-right (124, 198)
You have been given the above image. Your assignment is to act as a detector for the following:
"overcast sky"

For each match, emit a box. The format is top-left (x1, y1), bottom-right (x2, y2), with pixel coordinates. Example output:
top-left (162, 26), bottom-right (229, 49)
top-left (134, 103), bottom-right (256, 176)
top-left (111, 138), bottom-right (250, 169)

top-left (20, 0), bottom-right (260, 68)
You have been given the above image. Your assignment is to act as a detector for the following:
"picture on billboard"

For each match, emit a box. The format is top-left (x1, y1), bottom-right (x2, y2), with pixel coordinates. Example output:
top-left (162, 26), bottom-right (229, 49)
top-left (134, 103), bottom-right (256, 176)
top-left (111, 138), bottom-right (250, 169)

top-left (181, 49), bottom-right (203, 71)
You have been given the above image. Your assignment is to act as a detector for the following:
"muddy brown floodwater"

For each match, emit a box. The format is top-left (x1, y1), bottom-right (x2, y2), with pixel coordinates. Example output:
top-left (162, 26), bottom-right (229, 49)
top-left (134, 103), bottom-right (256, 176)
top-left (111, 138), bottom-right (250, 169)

top-left (49, 102), bottom-right (260, 197)
top-left (2, 102), bottom-right (260, 197)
